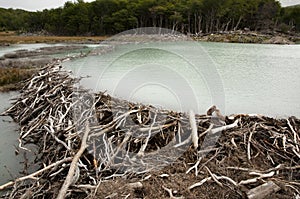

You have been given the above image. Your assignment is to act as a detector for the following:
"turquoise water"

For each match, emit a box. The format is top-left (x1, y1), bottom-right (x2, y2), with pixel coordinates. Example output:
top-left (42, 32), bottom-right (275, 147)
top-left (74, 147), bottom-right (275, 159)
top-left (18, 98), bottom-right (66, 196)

top-left (64, 41), bottom-right (300, 117)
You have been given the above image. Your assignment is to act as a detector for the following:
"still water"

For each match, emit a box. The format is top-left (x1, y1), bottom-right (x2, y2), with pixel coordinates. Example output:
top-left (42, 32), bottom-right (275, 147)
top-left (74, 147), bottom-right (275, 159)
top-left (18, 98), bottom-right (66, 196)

top-left (0, 92), bottom-right (23, 185)
top-left (64, 41), bottom-right (300, 117)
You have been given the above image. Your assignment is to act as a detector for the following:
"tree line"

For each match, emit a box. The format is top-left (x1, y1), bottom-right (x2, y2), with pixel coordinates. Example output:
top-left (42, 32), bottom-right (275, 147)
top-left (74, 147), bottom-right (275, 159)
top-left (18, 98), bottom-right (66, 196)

top-left (0, 0), bottom-right (299, 36)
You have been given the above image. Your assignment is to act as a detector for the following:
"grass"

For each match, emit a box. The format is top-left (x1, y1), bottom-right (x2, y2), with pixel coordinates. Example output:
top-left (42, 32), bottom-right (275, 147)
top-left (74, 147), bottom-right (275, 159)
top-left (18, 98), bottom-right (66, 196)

top-left (0, 31), bottom-right (16, 36)
top-left (0, 31), bottom-right (107, 44)
top-left (0, 67), bottom-right (37, 91)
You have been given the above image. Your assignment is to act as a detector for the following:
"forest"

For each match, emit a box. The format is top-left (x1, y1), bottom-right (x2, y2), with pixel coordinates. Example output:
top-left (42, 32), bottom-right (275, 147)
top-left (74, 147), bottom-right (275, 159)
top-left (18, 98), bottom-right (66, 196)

top-left (0, 0), bottom-right (299, 36)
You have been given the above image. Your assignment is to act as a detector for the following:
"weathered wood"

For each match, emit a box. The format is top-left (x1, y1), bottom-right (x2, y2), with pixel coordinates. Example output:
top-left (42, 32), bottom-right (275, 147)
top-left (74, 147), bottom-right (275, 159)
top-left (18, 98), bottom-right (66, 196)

top-left (1, 62), bottom-right (299, 198)
top-left (247, 181), bottom-right (281, 199)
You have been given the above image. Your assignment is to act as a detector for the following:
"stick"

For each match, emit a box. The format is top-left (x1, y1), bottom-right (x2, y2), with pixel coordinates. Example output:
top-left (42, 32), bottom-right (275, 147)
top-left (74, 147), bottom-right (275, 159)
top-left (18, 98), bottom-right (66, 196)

top-left (248, 131), bottom-right (253, 161)
top-left (210, 119), bottom-right (239, 135)
top-left (189, 177), bottom-right (212, 190)
top-left (205, 166), bottom-right (223, 187)
top-left (247, 181), bottom-right (280, 199)
top-left (189, 110), bottom-right (198, 149)
top-left (0, 157), bottom-right (72, 190)
top-left (287, 119), bottom-right (299, 152)
top-left (239, 171), bottom-right (275, 185)
top-left (186, 157), bottom-right (202, 176)
top-left (162, 186), bottom-right (184, 199)
top-left (56, 123), bottom-right (90, 199)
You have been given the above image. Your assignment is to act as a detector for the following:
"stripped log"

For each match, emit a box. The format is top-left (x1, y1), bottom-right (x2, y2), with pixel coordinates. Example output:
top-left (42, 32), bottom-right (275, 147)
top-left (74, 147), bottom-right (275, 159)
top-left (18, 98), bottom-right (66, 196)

top-left (247, 181), bottom-right (281, 199)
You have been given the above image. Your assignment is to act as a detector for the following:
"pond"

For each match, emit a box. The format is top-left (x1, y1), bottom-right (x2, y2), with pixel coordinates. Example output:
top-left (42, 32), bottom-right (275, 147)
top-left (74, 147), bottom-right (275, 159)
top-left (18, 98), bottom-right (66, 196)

top-left (64, 41), bottom-right (300, 118)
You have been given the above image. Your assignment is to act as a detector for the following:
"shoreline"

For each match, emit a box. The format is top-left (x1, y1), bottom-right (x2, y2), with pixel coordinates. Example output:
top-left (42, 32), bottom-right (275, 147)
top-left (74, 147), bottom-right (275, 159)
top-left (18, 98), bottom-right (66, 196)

top-left (193, 30), bottom-right (300, 44)
top-left (0, 31), bottom-right (299, 45)
top-left (0, 44), bottom-right (92, 91)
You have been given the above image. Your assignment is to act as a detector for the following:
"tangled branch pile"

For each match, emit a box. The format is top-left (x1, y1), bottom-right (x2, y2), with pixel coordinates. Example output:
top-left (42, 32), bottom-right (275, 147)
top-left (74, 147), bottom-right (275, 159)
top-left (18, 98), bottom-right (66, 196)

top-left (0, 63), bottom-right (299, 199)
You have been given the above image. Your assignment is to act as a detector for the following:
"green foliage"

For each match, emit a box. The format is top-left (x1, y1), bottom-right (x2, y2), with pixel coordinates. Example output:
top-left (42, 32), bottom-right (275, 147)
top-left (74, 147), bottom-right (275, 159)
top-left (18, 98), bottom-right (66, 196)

top-left (281, 5), bottom-right (300, 32)
top-left (0, 0), bottom-right (299, 35)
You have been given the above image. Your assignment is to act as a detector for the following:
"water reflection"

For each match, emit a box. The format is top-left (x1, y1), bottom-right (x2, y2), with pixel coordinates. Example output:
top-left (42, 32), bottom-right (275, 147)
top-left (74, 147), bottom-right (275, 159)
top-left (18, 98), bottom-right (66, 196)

top-left (0, 92), bottom-right (23, 185)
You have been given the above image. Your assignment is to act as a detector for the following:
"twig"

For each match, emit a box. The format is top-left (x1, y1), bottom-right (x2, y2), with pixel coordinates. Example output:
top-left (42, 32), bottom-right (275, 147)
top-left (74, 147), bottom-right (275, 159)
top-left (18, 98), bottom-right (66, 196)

top-left (210, 119), bottom-right (239, 135)
top-left (239, 171), bottom-right (275, 185)
top-left (189, 110), bottom-right (198, 149)
top-left (0, 157), bottom-right (72, 190)
top-left (186, 157), bottom-right (202, 176)
top-left (162, 186), bottom-right (184, 199)
top-left (189, 177), bottom-right (212, 190)
top-left (205, 166), bottom-right (223, 187)
top-left (287, 119), bottom-right (299, 152)
top-left (248, 131), bottom-right (254, 161)
top-left (56, 123), bottom-right (90, 199)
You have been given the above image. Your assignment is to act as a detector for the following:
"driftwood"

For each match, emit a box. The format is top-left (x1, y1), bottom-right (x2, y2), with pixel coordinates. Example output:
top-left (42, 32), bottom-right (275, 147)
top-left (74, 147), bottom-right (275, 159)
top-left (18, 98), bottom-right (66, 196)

top-left (0, 157), bottom-right (72, 191)
top-left (0, 62), bottom-right (299, 198)
top-left (57, 123), bottom-right (90, 199)
top-left (247, 181), bottom-right (281, 199)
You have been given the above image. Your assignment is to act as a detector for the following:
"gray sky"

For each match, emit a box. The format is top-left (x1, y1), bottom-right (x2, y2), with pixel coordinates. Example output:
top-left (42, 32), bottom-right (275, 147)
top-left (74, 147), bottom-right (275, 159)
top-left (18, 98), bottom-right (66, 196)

top-left (0, 0), bottom-right (95, 11)
top-left (0, 0), bottom-right (299, 11)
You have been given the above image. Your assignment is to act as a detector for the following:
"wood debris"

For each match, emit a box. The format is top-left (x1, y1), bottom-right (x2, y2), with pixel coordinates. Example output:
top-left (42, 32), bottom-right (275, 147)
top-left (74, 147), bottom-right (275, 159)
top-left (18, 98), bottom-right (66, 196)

top-left (0, 62), bottom-right (299, 198)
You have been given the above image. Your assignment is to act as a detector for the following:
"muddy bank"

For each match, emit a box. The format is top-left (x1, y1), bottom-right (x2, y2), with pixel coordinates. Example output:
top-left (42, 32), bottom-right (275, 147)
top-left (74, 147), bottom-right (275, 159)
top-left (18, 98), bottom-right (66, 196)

top-left (0, 45), bottom-right (88, 68)
top-left (194, 31), bottom-right (300, 44)
top-left (0, 64), bottom-right (299, 198)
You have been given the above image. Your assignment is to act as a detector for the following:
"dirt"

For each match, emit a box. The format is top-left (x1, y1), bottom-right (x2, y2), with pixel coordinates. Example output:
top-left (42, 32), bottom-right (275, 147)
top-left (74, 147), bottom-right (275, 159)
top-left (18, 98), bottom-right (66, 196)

top-left (93, 132), bottom-right (299, 199)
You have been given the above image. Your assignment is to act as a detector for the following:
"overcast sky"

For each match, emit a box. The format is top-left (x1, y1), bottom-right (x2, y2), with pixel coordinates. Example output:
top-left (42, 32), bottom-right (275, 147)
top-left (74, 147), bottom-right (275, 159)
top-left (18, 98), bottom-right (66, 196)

top-left (0, 0), bottom-right (299, 11)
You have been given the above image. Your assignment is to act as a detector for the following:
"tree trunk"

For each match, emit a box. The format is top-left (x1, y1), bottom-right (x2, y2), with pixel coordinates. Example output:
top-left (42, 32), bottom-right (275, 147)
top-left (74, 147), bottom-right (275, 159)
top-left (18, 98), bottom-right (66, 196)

top-left (152, 15), bottom-right (157, 27)
top-left (172, 22), bottom-right (177, 33)
top-left (231, 18), bottom-right (235, 31)
top-left (210, 17), bottom-right (214, 33)
top-left (159, 15), bottom-right (163, 34)
top-left (198, 15), bottom-right (202, 33)
top-left (188, 14), bottom-right (191, 33)
top-left (194, 13), bottom-right (197, 34)
top-left (225, 19), bottom-right (231, 32)
top-left (205, 17), bottom-right (209, 33)
top-left (216, 18), bottom-right (220, 32)
top-left (234, 16), bottom-right (243, 31)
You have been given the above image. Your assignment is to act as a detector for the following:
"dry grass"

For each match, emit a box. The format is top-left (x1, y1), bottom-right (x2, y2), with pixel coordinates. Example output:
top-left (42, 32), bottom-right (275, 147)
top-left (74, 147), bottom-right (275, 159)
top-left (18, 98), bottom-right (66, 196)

top-left (0, 31), bottom-right (16, 36)
top-left (0, 32), bottom-right (107, 44)
top-left (0, 67), bottom-right (37, 91)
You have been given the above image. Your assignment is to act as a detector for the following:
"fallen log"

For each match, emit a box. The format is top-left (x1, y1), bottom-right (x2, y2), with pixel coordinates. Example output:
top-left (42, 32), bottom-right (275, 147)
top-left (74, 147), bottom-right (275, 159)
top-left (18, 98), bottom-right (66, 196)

top-left (247, 181), bottom-right (281, 199)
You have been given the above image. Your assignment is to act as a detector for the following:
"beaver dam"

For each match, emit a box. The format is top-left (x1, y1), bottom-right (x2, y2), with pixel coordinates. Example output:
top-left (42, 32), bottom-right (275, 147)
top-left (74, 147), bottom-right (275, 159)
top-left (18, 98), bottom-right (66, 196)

top-left (0, 63), bottom-right (299, 199)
